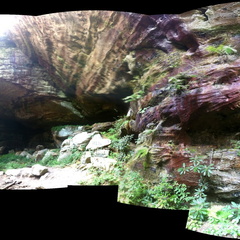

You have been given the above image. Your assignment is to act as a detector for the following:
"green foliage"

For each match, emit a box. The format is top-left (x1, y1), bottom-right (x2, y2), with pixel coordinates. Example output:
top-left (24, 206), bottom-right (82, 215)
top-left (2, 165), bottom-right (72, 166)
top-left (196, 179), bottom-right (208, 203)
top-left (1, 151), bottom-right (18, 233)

top-left (122, 90), bottom-right (144, 103)
top-left (187, 197), bottom-right (210, 231)
top-left (39, 148), bottom-right (81, 167)
top-left (231, 140), bottom-right (240, 149)
top-left (118, 170), bottom-right (193, 209)
top-left (110, 134), bottom-right (134, 162)
top-left (0, 153), bottom-right (34, 171)
top-left (167, 74), bottom-right (190, 94)
top-left (144, 178), bottom-right (193, 209)
top-left (178, 154), bottom-right (215, 231)
top-left (89, 164), bottom-right (123, 185)
top-left (138, 106), bottom-right (150, 114)
top-left (205, 221), bottom-right (240, 238)
top-left (91, 166), bottom-right (192, 209)
top-left (230, 140), bottom-right (240, 156)
top-left (119, 170), bottom-right (148, 205)
top-left (134, 147), bottom-right (149, 159)
top-left (180, 154), bottom-right (240, 238)
top-left (0, 148), bottom-right (80, 171)
top-left (203, 202), bottom-right (240, 238)
top-left (102, 118), bottom-right (134, 162)
top-left (62, 148), bottom-right (82, 165)
top-left (102, 117), bottom-right (128, 140)
top-left (221, 202), bottom-right (240, 224)
top-left (111, 135), bottom-right (133, 153)
top-left (189, 197), bottom-right (210, 221)
top-left (39, 153), bottom-right (59, 166)
top-left (178, 155), bottom-right (214, 177)
top-left (206, 44), bottom-right (237, 55)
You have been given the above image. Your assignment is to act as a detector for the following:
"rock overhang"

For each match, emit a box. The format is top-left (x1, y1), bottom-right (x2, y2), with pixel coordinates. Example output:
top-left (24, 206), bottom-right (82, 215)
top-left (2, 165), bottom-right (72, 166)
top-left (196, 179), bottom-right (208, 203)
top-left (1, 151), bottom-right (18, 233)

top-left (0, 11), bottom-right (199, 139)
top-left (1, 4), bottom-right (239, 151)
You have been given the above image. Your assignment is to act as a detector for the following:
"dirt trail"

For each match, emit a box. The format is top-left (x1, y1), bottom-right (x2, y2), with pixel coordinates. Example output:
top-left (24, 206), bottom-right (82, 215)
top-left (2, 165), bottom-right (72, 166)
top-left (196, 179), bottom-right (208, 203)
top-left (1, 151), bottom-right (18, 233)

top-left (0, 165), bottom-right (93, 189)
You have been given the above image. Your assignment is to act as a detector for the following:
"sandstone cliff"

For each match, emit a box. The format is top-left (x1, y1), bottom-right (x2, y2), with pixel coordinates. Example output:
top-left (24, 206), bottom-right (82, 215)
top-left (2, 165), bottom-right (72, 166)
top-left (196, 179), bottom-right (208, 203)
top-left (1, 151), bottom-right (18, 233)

top-left (1, 2), bottom-right (240, 202)
top-left (0, 10), bottom-right (199, 148)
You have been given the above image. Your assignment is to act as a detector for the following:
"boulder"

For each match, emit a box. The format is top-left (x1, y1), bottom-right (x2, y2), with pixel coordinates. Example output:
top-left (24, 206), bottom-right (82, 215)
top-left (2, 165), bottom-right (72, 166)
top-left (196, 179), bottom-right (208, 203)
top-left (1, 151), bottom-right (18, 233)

top-left (81, 151), bottom-right (92, 164)
top-left (19, 151), bottom-right (32, 159)
top-left (52, 125), bottom-right (84, 147)
top-left (86, 134), bottom-right (111, 150)
top-left (91, 122), bottom-right (114, 132)
top-left (31, 164), bottom-right (48, 177)
top-left (71, 131), bottom-right (98, 149)
top-left (36, 145), bottom-right (44, 151)
top-left (33, 149), bottom-right (48, 161)
top-left (41, 149), bottom-right (58, 160)
top-left (57, 145), bottom-right (72, 162)
top-left (57, 139), bottom-right (72, 161)
top-left (93, 149), bottom-right (110, 158)
top-left (80, 149), bottom-right (111, 164)
top-left (61, 138), bottom-right (71, 148)
top-left (56, 131), bottom-right (98, 161)
top-left (90, 157), bottom-right (117, 171)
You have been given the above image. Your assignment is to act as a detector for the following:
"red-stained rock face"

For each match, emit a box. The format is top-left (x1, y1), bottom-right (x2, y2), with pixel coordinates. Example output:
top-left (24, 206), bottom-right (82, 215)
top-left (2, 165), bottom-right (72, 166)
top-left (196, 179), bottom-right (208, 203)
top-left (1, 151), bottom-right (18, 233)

top-left (135, 58), bottom-right (240, 145)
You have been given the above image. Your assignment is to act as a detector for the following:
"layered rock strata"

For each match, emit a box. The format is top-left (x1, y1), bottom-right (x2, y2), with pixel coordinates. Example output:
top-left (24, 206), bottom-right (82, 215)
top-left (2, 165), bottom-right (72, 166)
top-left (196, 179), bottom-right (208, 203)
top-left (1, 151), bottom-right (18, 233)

top-left (1, 3), bottom-right (240, 201)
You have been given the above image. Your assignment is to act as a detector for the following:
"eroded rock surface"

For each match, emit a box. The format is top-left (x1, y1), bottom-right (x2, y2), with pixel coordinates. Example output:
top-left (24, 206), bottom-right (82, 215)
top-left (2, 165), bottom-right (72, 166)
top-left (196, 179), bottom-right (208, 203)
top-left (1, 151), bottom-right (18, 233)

top-left (0, 11), bottom-right (199, 148)
top-left (1, 3), bottom-right (240, 201)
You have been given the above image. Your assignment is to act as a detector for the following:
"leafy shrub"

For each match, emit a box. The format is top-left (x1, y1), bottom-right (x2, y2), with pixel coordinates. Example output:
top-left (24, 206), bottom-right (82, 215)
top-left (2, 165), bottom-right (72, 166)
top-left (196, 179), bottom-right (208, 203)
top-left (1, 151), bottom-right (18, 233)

top-left (89, 168), bottom-right (120, 185)
top-left (118, 170), bottom-right (193, 209)
top-left (189, 197), bottom-right (210, 221)
top-left (110, 134), bottom-right (134, 162)
top-left (178, 155), bottom-right (214, 177)
top-left (230, 140), bottom-right (240, 156)
top-left (102, 117), bottom-right (129, 140)
top-left (178, 154), bottom-right (215, 230)
top-left (143, 178), bottom-right (193, 209)
top-left (119, 170), bottom-right (148, 205)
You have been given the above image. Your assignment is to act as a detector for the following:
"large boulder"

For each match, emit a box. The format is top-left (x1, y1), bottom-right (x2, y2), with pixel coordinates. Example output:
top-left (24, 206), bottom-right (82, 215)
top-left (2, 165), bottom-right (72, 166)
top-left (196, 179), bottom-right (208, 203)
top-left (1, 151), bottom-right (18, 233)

top-left (90, 157), bottom-right (117, 171)
top-left (52, 125), bottom-right (84, 147)
top-left (71, 131), bottom-right (98, 149)
top-left (31, 164), bottom-right (48, 177)
top-left (86, 134), bottom-right (111, 150)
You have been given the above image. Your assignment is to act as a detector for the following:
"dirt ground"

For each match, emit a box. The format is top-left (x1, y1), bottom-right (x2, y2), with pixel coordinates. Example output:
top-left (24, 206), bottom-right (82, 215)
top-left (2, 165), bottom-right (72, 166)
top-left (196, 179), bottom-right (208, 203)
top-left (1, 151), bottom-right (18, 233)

top-left (0, 165), bottom-right (93, 189)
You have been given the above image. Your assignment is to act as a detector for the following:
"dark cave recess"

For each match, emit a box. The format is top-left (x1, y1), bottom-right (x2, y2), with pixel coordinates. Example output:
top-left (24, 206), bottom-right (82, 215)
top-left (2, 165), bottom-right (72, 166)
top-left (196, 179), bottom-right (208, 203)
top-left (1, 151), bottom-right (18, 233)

top-left (185, 108), bottom-right (240, 146)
